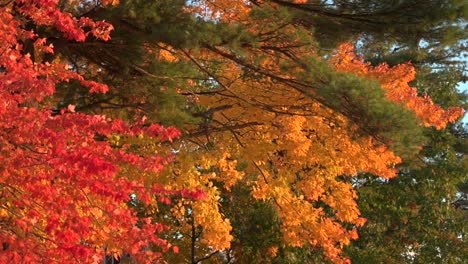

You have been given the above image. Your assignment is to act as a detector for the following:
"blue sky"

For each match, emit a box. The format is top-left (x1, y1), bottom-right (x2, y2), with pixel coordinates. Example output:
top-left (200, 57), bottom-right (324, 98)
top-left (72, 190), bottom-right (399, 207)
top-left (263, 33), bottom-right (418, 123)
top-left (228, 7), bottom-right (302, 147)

top-left (458, 81), bottom-right (467, 124)
top-left (457, 53), bottom-right (467, 124)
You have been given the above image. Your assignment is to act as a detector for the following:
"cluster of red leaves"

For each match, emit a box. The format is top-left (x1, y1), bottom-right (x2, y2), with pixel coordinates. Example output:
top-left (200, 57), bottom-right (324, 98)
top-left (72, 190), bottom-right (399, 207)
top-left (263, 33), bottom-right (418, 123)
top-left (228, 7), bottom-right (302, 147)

top-left (0, 1), bottom-right (203, 263)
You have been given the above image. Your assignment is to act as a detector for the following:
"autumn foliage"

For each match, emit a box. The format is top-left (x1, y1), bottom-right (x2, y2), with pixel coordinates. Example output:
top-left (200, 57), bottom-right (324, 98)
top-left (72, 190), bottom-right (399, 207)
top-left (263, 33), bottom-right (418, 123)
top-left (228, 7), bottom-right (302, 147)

top-left (0, 0), bottom-right (464, 264)
top-left (0, 1), bottom-right (203, 263)
top-left (331, 44), bottom-right (463, 129)
top-left (153, 1), bottom-right (463, 263)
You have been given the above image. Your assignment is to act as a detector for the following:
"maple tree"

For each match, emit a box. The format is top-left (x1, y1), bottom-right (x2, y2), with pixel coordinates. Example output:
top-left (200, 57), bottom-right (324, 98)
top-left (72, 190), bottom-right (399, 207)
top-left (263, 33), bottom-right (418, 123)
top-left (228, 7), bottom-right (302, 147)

top-left (2, 0), bottom-right (465, 263)
top-left (0, 1), bottom-right (204, 263)
top-left (128, 1), bottom-right (462, 263)
top-left (156, 2), bottom-right (463, 263)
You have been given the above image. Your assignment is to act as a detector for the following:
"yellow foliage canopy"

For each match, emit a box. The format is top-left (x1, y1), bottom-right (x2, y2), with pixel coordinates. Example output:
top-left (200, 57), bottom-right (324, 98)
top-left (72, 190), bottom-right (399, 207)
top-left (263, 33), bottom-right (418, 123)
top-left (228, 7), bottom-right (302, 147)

top-left (155, 49), bottom-right (409, 263)
top-left (146, 1), bottom-right (463, 263)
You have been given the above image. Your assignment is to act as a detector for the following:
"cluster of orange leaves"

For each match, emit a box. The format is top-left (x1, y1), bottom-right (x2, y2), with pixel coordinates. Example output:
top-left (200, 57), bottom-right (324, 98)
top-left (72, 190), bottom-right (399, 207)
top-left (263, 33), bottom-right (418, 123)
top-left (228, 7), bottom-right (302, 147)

top-left (153, 48), bottom-right (395, 264)
top-left (151, 1), bottom-right (464, 263)
top-left (331, 44), bottom-right (464, 129)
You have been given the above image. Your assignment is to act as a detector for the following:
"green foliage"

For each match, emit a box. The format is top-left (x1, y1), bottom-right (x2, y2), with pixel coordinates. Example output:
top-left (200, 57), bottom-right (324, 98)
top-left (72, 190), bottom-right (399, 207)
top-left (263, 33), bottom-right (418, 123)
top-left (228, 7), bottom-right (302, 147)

top-left (276, 0), bottom-right (468, 49)
top-left (299, 57), bottom-right (425, 158)
top-left (222, 183), bottom-right (283, 263)
top-left (346, 123), bottom-right (467, 263)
